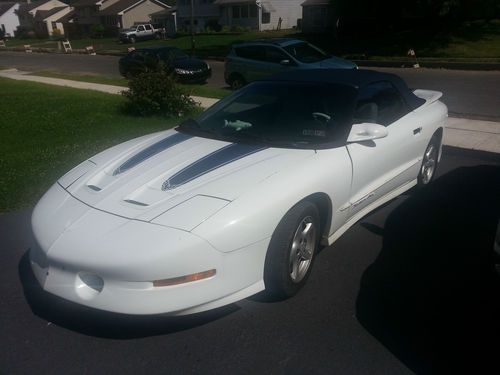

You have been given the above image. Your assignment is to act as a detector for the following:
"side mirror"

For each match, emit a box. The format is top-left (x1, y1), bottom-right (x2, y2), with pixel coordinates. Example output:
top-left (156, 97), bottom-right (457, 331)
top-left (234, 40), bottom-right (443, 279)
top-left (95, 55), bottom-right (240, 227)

top-left (347, 123), bottom-right (388, 143)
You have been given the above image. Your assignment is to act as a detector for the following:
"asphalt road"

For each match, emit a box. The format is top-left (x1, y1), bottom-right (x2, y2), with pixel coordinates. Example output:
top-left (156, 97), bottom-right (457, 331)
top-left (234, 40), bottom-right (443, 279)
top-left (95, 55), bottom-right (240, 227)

top-left (1, 148), bottom-right (499, 375)
top-left (1, 51), bottom-right (500, 120)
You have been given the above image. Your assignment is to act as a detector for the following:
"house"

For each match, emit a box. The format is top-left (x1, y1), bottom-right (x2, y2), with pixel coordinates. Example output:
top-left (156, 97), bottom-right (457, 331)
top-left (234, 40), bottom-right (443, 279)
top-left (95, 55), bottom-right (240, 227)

top-left (0, 2), bottom-right (20, 37)
top-left (67, 0), bottom-right (122, 36)
top-left (15, 0), bottom-right (70, 36)
top-left (150, 5), bottom-right (176, 36)
top-left (33, 6), bottom-right (72, 37)
top-left (176, 0), bottom-right (303, 32)
top-left (215, 0), bottom-right (303, 31)
top-left (176, 0), bottom-right (218, 31)
top-left (98, 0), bottom-right (170, 30)
top-left (301, 0), bottom-right (335, 34)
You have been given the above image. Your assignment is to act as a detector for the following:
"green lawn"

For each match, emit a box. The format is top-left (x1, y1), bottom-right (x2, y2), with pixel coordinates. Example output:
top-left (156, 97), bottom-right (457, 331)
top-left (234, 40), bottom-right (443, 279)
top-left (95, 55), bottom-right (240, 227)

top-left (11, 29), bottom-right (294, 57)
top-left (3, 20), bottom-right (500, 60)
top-left (32, 71), bottom-right (231, 99)
top-left (0, 77), bottom-right (194, 211)
top-left (308, 19), bottom-right (500, 61)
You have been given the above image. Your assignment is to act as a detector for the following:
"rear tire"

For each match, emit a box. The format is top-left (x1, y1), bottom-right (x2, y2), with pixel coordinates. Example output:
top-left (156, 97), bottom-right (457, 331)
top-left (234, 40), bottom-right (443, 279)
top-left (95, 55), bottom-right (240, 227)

top-left (264, 201), bottom-right (320, 299)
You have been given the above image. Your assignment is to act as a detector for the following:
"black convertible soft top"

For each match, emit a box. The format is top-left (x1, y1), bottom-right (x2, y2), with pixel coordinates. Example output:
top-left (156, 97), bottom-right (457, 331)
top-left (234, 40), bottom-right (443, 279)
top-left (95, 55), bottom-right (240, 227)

top-left (263, 69), bottom-right (426, 110)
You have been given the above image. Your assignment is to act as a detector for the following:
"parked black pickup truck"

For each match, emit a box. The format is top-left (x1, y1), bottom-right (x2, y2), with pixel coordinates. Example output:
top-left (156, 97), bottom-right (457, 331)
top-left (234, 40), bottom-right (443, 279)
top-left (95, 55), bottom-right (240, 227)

top-left (119, 24), bottom-right (165, 43)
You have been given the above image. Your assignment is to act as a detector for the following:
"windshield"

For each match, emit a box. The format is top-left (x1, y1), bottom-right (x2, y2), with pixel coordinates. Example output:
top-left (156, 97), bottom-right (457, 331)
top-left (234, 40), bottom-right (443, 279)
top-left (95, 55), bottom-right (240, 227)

top-left (179, 82), bottom-right (356, 148)
top-left (283, 42), bottom-right (329, 63)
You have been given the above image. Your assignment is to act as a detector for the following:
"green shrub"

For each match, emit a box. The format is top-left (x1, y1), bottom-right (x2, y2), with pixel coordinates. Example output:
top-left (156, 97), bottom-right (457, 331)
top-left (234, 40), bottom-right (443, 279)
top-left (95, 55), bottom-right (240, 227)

top-left (91, 24), bottom-right (105, 38)
top-left (122, 64), bottom-right (197, 117)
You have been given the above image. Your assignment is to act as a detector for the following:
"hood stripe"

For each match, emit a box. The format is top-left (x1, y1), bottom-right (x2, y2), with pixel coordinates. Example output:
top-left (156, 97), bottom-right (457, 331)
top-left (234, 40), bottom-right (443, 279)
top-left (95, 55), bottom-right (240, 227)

top-left (114, 132), bottom-right (192, 176)
top-left (162, 143), bottom-right (267, 190)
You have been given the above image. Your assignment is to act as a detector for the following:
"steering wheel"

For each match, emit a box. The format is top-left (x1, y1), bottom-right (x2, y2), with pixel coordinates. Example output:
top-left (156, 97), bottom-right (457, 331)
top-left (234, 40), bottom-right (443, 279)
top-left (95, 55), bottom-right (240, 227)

top-left (312, 112), bottom-right (331, 123)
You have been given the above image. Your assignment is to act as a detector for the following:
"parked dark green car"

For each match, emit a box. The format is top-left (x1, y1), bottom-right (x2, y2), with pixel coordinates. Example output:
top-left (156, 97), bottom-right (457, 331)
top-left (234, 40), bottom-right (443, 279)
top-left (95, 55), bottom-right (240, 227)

top-left (119, 46), bottom-right (212, 83)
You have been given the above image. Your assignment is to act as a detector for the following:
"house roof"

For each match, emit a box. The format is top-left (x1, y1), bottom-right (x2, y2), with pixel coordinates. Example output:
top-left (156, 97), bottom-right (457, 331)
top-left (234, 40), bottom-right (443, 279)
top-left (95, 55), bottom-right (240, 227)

top-left (213, 0), bottom-right (255, 5)
top-left (33, 6), bottom-right (67, 20)
top-left (72, 0), bottom-right (98, 7)
top-left (0, 2), bottom-right (16, 17)
top-left (99, 0), bottom-right (168, 16)
top-left (214, 0), bottom-right (276, 12)
top-left (20, 0), bottom-right (53, 13)
top-left (55, 8), bottom-right (75, 22)
top-left (150, 5), bottom-right (176, 17)
top-left (301, 0), bottom-right (330, 6)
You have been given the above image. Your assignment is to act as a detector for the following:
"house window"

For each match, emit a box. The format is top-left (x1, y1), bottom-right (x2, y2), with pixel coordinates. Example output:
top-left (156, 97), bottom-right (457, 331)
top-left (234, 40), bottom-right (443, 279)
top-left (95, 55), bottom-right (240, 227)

top-left (51, 22), bottom-right (57, 30)
top-left (232, 6), bottom-right (240, 18)
top-left (241, 5), bottom-right (248, 18)
top-left (262, 12), bottom-right (270, 24)
top-left (311, 7), bottom-right (325, 26)
top-left (250, 5), bottom-right (257, 18)
top-left (232, 5), bottom-right (255, 19)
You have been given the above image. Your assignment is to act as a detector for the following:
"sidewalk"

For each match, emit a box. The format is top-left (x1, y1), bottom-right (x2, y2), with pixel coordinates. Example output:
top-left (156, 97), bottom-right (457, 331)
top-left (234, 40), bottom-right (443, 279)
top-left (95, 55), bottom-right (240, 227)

top-left (1, 68), bottom-right (498, 154)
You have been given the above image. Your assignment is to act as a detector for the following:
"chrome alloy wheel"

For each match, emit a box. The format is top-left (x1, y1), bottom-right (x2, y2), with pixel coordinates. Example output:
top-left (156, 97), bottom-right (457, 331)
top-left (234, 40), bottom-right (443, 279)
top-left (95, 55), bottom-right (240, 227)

top-left (289, 216), bottom-right (317, 283)
top-left (420, 142), bottom-right (438, 184)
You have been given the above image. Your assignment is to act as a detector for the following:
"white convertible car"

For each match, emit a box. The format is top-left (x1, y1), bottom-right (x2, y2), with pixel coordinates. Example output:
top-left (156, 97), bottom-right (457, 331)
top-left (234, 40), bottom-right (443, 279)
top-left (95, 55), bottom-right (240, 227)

top-left (30, 69), bottom-right (447, 315)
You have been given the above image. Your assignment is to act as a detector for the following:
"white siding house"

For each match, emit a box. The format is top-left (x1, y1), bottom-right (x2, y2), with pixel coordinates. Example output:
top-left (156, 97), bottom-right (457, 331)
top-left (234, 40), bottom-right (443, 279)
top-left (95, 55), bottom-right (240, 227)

top-left (177, 0), bottom-right (303, 32)
top-left (0, 2), bottom-right (20, 37)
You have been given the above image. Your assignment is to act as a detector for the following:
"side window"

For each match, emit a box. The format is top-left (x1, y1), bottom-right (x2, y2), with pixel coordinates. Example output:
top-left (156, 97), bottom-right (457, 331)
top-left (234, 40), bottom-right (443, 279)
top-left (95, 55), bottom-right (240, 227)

top-left (130, 51), bottom-right (145, 61)
top-left (144, 24), bottom-right (152, 31)
top-left (235, 46), bottom-right (265, 61)
top-left (265, 46), bottom-right (289, 64)
top-left (137, 25), bottom-right (145, 32)
top-left (355, 81), bottom-right (409, 126)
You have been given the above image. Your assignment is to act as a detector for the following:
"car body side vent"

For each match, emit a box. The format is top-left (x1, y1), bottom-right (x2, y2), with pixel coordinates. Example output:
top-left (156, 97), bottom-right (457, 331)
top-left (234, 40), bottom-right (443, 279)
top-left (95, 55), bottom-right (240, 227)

top-left (124, 199), bottom-right (149, 207)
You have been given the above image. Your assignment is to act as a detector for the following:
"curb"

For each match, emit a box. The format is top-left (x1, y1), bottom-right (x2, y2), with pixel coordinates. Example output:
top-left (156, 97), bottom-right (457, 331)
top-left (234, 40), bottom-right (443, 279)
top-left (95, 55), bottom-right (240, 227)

top-left (354, 59), bottom-right (500, 71)
top-left (1, 46), bottom-right (127, 56)
top-left (2, 47), bottom-right (500, 71)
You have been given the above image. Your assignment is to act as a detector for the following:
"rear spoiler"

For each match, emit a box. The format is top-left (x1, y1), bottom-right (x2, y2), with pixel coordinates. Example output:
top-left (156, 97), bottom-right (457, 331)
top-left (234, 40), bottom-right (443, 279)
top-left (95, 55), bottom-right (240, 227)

top-left (412, 89), bottom-right (443, 110)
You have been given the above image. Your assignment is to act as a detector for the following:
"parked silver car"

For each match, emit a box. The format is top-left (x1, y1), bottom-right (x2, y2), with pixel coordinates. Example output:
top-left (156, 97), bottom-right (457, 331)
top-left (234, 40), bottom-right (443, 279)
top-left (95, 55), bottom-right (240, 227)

top-left (224, 38), bottom-right (357, 90)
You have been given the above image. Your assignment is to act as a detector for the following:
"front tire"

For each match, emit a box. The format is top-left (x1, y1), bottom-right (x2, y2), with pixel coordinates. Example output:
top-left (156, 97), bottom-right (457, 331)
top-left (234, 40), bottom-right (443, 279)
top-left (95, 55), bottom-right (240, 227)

top-left (264, 201), bottom-right (320, 299)
top-left (417, 134), bottom-right (440, 186)
top-left (228, 74), bottom-right (245, 90)
top-left (129, 36), bottom-right (136, 44)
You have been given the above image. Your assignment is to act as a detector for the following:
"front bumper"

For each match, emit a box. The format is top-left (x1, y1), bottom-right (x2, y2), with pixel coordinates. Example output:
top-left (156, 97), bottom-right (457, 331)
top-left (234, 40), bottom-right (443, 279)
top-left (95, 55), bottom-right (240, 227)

top-left (175, 68), bottom-right (212, 84)
top-left (30, 183), bottom-right (267, 315)
top-left (119, 34), bottom-right (132, 43)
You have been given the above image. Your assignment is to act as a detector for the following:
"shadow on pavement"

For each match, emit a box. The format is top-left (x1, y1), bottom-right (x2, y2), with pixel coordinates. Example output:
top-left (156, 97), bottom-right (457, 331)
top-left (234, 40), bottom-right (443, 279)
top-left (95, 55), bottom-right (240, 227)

top-left (356, 165), bottom-right (500, 373)
top-left (18, 252), bottom-right (239, 339)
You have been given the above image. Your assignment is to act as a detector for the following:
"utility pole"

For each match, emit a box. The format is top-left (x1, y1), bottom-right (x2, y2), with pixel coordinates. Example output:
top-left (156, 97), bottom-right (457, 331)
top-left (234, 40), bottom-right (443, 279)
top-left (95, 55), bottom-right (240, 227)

top-left (190, 0), bottom-right (195, 57)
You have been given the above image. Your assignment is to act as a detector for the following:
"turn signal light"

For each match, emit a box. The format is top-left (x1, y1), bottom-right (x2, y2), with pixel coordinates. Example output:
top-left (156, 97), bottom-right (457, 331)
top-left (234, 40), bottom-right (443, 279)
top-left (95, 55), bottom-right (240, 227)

top-left (153, 269), bottom-right (216, 287)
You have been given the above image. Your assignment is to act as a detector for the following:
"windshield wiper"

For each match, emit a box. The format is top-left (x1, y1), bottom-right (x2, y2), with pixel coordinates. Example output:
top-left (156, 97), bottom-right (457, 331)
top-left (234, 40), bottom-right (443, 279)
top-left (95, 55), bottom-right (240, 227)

top-left (178, 118), bottom-right (209, 132)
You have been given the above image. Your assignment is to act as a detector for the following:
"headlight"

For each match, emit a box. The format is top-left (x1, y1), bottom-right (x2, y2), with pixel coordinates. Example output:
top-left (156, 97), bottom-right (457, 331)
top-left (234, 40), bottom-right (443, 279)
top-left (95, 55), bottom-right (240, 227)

top-left (175, 68), bottom-right (194, 75)
top-left (151, 195), bottom-right (229, 231)
top-left (175, 68), bottom-right (204, 75)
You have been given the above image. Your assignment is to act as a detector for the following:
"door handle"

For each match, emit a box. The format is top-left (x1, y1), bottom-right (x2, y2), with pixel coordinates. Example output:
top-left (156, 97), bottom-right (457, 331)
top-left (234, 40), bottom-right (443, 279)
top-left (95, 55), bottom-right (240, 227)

top-left (413, 127), bottom-right (422, 135)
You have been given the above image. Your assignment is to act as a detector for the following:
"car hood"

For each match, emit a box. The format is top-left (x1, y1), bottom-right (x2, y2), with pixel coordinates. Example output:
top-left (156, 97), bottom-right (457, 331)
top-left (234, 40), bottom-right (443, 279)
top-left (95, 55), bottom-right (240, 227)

top-left (61, 129), bottom-right (314, 222)
top-left (317, 56), bottom-right (357, 69)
